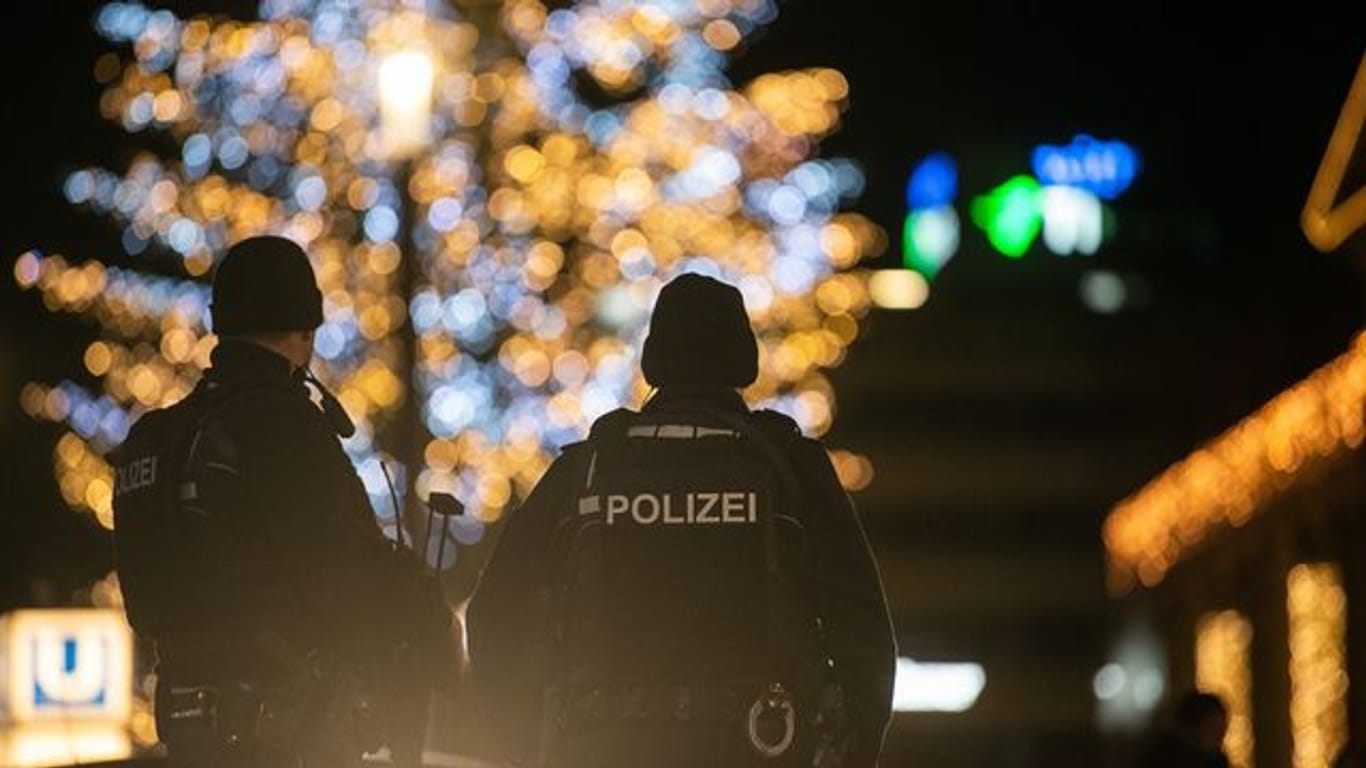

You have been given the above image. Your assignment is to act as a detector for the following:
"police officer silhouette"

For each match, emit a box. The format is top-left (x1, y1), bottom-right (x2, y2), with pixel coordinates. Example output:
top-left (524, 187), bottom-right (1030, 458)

top-left (113, 236), bottom-right (451, 767)
top-left (469, 274), bottom-right (896, 767)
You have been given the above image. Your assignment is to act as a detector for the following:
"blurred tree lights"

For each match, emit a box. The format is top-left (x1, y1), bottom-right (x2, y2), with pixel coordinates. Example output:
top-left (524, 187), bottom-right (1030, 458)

top-left (14, 1), bottom-right (886, 565)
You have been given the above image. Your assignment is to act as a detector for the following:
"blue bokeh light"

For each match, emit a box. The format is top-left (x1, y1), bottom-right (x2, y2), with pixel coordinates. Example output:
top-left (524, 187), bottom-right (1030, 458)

top-left (906, 152), bottom-right (957, 211)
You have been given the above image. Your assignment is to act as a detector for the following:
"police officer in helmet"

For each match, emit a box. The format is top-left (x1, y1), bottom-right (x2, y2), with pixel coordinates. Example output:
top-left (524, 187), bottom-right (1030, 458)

top-left (113, 236), bottom-right (452, 767)
top-left (469, 274), bottom-right (896, 767)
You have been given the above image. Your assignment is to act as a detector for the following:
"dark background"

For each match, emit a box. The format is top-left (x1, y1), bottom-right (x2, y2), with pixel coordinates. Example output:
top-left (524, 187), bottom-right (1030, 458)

top-left (2, 2), bottom-right (1364, 764)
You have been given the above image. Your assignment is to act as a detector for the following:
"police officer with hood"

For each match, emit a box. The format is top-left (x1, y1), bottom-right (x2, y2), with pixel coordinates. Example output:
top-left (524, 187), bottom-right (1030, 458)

top-left (469, 274), bottom-right (896, 767)
top-left (113, 236), bottom-right (451, 767)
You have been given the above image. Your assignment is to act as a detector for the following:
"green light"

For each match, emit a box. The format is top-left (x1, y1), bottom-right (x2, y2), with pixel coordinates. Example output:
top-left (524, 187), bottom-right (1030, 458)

top-left (971, 175), bottom-right (1043, 259)
top-left (902, 206), bottom-right (959, 280)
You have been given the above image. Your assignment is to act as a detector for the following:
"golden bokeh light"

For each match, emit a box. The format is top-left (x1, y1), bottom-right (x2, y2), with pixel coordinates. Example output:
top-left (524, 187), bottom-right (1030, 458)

top-left (1105, 332), bottom-right (1366, 592)
top-left (1196, 610), bottom-right (1255, 768)
top-left (1287, 563), bottom-right (1348, 768)
top-left (20, 0), bottom-right (883, 531)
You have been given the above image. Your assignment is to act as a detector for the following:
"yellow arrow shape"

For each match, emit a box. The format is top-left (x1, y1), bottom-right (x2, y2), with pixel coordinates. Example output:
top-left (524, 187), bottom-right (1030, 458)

top-left (1303, 51), bottom-right (1366, 252)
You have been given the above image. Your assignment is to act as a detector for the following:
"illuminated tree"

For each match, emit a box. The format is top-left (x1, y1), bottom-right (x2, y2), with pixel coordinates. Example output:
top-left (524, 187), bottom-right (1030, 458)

top-left (15, 0), bottom-right (883, 581)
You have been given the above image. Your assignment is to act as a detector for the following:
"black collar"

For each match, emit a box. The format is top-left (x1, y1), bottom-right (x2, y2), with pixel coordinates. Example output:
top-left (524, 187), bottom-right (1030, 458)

top-left (643, 388), bottom-right (748, 414)
top-left (207, 338), bottom-right (297, 385)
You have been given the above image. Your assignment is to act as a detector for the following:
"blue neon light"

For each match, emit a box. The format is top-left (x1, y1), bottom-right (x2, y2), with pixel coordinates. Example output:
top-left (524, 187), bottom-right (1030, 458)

top-left (1032, 135), bottom-right (1139, 200)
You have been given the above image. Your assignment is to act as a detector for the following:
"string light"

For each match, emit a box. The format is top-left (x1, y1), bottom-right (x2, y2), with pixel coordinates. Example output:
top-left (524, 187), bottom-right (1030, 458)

top-left (1287, 563), bottom-right (1348, 768)
top-left (1104, 331), bottom-right (1366, 592)
top-left (1195, 610), bottom-right (1254, 768)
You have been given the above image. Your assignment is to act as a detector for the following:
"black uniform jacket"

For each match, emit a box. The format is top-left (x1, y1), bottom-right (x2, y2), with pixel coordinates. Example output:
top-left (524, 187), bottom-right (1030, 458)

top-left (467, 388), bottom-right (896, 766)
top-left (114, 339), bottom-right (443, 678)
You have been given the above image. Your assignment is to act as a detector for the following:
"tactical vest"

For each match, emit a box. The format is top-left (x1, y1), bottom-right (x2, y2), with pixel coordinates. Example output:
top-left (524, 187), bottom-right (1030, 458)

top-left (113, 379), bottom-right (278, 647)
top-left (545, 406), bottom-right (830, 765)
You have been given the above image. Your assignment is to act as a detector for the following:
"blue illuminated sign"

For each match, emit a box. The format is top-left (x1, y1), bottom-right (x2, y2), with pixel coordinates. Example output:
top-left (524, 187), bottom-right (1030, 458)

top-left (32, 636), bottom-right (110, 710)
top-left (1032, 135), bottom-right (1139, 200)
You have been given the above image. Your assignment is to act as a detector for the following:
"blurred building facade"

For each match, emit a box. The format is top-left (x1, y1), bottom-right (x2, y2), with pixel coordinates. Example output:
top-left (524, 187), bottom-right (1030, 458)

top-left (1103, 336), bottom-right (1366, 767)
top-left (1102, 52), bottom-right (1366, 768)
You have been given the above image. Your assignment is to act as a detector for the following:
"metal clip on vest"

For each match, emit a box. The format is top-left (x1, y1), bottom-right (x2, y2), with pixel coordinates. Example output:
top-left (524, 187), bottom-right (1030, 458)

top-left (748, 682), bottom-right (797, 759)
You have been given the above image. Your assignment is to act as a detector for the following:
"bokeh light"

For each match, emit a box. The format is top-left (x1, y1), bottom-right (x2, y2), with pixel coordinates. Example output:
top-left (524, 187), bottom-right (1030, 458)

top-left (905, 152), bottom-right (957, 211)
top-left (1196, 610), bottom-right (1254, 768)
top-left (972, 175), bottom-right (1043, 259)
top-left (1287, 563), bottom-right (1348, 768)
top-left (868, 269), bottom-right (929, 310)
top-left (1032, 134), bottom-right (1139, 201)
top-left (16, 0), bottom-right (884, 535)
top-left (902, 206), bottom-right (959, 278)
top-left (1105, 333), bottom-right (1366, 592)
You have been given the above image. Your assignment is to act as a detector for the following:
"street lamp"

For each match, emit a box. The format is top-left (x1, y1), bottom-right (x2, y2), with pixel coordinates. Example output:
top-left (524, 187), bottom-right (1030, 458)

top-left (379, 50), bottom-right (435, 161)
top-left (375, 46), bottom-right (444, 767)
top-left (377, 47), bottom-right (435, 533)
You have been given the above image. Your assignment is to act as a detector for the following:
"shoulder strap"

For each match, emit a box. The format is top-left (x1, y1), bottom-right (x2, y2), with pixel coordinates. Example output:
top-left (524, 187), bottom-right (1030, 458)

top-left (578, 407), bottom-right (636, 494)
top-left (177, 377), bottom-right (283, 507)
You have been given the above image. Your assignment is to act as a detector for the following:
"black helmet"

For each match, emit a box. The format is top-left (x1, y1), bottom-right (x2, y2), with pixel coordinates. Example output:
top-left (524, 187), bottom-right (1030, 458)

top-left (641, 274), bottom-right (758, 389)
top-left (210, 236), bottom-right (324, 336)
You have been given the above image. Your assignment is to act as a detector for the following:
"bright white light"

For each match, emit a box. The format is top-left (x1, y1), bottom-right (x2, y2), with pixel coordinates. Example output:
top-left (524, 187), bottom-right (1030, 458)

top-left (363, 205), bottom-right (400, 242)
top-left (1041, 185), bottom-right (1103, 255)
top-left (869, 269), bottom-right (930, 310)
top-left (1080, 270), bottom-right (1126, 314)
top-left (907, 206), bottom-right (960, 274)
top-left (738, 275), bottom-right (775, 313)
top-left (696, 147), bottom-right (741, 187)
top-left (892, 656), bottom-right (986, 713)
top-left (427, 197), bottom-right (464, 231)
top-left (378, 50), bottom-right (435, 159)
top-left (1133, 669), bottom-right (1165, 710)
top-left (1097, 617), bottom-right (1170, 734)
top-left (443, 289), bottom-right (488, 332)
top-left (594, 285), bottom-right (641, 329)
top-left (693, 88), bottom-right (729, 119)
top-left (1093, 663), bottom-right (1127, 700)
top-left (767, 185), bottom-right (807, 225)
top-left (7, 726), bottom-right (131, 767)
top-left (294, 176), bottom-right (327, 211)
top-left (430, 386), bottom-right (477, 433)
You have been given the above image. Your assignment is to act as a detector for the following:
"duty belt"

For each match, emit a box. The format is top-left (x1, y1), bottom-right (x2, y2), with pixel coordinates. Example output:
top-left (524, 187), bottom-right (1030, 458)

top-left (554, 683), bottom-right (751, 722)
top-left (547, 682), bottom-right (801, 760)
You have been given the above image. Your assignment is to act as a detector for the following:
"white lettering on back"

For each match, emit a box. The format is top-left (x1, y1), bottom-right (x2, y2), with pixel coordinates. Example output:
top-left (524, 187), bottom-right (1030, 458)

top-left (598, 491), bottom-right (759, 526)
top-left (606, 495), bottom-right (629, 525)
top-left (722, 492), bottom-right (748, 523)
top-left (115, 456), bottom-right (158, 496)
top-left (631, 494), bottom-right (662, 524)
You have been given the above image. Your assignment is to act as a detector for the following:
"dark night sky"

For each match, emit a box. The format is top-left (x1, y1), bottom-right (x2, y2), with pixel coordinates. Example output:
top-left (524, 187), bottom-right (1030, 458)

top-left (1, 0), bottom-right (1364, 624)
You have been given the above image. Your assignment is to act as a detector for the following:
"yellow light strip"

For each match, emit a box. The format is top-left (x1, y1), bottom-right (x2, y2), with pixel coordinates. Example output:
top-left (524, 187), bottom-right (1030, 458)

top-left (1195, 610), bottom-right (1255, 768)
top-left (1104, 331), bottom-right (1366, 591)
top-left (1302, 51), bottom-right (1366, 252)
top-left (1287, 563), bottom-right (1348, 768)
